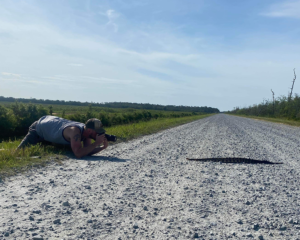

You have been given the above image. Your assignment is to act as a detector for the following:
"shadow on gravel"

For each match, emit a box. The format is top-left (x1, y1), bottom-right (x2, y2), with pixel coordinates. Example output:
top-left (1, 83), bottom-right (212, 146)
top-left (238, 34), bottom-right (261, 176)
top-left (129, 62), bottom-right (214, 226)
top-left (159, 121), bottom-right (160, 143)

top-left (79, 156), bottom-right (130, 162)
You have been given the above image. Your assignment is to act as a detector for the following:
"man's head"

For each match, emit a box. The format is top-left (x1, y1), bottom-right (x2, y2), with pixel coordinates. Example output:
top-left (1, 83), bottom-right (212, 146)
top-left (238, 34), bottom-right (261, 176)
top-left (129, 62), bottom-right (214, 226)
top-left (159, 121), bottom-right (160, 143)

top-left (84, 118), bottom-right (105, 139)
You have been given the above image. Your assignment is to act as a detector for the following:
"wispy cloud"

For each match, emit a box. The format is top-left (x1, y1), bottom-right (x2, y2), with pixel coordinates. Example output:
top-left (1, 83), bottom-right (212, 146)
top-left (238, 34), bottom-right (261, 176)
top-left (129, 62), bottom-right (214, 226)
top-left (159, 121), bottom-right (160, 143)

top-left (102, 9), bottom-right (119, 32)
top-left (68, 63), bottom-right (83, 67)
top-left (262, 0), bottom-right (300, 19)
top-left (1, 72), bottom-right (21, 77)
top-left (0, 1), bottom-right (300, 110)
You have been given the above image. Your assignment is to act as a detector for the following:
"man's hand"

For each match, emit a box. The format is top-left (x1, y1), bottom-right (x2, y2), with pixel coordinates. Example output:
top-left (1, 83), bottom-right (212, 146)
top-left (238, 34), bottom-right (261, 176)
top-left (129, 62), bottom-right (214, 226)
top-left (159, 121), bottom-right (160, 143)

top-left (95, 134), bottom-right (105, 146)
top-left (102, 138), bottom-right (108, 150)
top-left (69, 128), bottom-right (108, 158)
top-left (87, 137), bottom-right (108, 156)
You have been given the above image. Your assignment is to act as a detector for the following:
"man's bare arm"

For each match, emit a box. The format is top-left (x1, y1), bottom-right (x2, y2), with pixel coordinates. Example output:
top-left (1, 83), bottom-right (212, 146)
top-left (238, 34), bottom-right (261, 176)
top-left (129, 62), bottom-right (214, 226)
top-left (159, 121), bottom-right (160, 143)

top-left (87, 138), bottom-right (108, 155)
top-left (70, 129), bottom-right (105, 158)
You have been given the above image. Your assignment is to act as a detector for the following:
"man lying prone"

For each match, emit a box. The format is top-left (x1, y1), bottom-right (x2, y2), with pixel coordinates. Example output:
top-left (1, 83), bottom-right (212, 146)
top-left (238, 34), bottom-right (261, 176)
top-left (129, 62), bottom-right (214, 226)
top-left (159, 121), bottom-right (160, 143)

top-left (17, 116), bottom-right (116, 158)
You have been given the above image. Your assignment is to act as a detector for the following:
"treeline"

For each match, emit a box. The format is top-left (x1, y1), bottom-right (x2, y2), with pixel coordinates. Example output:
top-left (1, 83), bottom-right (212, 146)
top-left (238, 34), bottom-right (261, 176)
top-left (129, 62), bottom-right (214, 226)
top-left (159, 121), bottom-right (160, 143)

top-left (0, 102), bottom-right (204, 140)
top-left (230, 69), bottom-right (299, 120)
top-left (230, 94), bottom-right (300, 120)
top-left (0, 96), bottom-right (219, 113)
top-left (67, 110), bottom-right (199, 127)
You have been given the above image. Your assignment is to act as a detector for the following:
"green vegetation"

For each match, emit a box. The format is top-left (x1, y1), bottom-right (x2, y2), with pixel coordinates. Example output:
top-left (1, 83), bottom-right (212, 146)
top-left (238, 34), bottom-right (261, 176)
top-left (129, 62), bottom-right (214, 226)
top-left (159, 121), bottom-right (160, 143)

top-left (0, 114), bottom-right (213, 178)
top-left (230, 95), bottom-right (300, 121)
top-left (0, 100), bottom-right (218, 141)
top-left (229, 70), bottom-right (299, 123)
top-left (0, 102), bottom-right (48, 139)
top-left (105, 114), bottom-right (213, 140)
top-left (0, 141), bottom-right (66, 178)
top-left (0, 96), bottom-right (220, 113)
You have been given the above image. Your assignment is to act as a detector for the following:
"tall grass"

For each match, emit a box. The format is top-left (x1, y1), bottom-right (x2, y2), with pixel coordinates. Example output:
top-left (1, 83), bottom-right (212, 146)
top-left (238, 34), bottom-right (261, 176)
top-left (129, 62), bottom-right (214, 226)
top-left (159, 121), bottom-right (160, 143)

top-left (105, 114), bottom-right (213, 140)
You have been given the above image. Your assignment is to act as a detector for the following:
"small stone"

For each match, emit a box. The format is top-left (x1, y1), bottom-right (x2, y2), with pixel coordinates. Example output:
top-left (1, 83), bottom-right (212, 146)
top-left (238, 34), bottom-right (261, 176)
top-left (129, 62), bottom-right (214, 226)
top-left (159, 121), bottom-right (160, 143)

top-left (49, 180), bottom-right (54, 184)
top-left (288, 218), bottom-right (294, 224)
top-left (193, 232), bottom-right (199, 238)
top-left (246, 233), bottom-right (253, 237)
top-left (279, 226), bottom-right (287, 231)
top-left (62, 201), bottom-right (70, 207)
top-left (222, 190), bottom-right (226, 193)
top-left (143, 206), bottom-right (148, 211)
top-left (245, 201), bottom-right (251, 205)
top-left (133, 223), bottom-right (139, 229)
top-left (53, 219), bottom-right (61, 225)
top-left (87, 220), bottom-right (93, 223)
top-left (82, 208), bottom-right (89, 213)
top-left (33, 210), bottom-right (41, 214)
top-left (4, 232), bottom-right (9, 237)
top-left (108, 210), bottom-right (112, 215)
top-left (237, 219), bottom-right (243, 224)
top-left (258, 235), bottom-right (264, 240)
top-left (29, 216), bottom-right (35, 221)
top-left (33, 238), bottom-right (44, 240)
top-left (253, 223), bottom-right (260, 230)
top-left (231, 232), bottom-right (236, 236)
top-left (85, 185), bottom-right (91, 190)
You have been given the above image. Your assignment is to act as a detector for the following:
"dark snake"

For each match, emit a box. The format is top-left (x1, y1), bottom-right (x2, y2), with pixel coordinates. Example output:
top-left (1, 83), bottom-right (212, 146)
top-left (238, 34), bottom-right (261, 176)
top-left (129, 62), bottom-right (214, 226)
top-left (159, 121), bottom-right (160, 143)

top-left (186, 158), bottom-right (283, 164)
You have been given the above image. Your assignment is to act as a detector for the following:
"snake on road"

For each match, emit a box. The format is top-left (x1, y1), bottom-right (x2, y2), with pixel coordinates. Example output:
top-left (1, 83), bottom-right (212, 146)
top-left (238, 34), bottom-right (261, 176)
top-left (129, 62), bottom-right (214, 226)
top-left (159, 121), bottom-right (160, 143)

top-left (186, 158), bottom-right (283, 164)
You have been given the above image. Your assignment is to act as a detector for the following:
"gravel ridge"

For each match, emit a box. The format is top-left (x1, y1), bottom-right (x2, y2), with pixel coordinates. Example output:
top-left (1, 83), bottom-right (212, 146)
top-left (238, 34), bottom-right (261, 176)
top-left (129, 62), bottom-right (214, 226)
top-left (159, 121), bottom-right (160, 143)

top-left (1, 114), bottom-right (300, 239)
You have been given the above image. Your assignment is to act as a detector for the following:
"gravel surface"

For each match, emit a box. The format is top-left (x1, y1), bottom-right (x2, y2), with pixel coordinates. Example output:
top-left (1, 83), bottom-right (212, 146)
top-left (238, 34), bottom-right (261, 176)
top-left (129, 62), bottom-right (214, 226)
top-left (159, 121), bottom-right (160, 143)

top-left (1, 114), bottom-right (300, 240)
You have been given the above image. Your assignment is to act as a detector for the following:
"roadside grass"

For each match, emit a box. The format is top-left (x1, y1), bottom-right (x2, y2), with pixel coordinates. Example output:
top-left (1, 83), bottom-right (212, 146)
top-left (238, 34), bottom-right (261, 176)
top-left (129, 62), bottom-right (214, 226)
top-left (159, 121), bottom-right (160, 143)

top-left (105, 114), bottom-right (214, 140)
top-left (0, 114), bottom-right (214, 178)
top-left (229, 114), bottom-right (300, 127)
top-left (0, 141), bottom-right (66, 179)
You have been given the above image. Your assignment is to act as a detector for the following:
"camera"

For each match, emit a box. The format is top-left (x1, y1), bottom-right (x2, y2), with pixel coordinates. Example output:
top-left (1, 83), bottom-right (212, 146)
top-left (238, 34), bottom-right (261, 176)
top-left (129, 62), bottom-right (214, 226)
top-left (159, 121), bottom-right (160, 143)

top-left (104, 134), bottom-right (117, 142)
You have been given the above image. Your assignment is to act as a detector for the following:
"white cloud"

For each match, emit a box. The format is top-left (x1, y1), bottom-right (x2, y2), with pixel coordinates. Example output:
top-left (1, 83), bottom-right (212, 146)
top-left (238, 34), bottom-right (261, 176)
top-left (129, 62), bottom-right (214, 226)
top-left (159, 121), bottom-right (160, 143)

top-left (262, 0), bottom-right (300, 19)
top-left (1, 1), bottom-right (300, 110)
top-left (98, 9), bottom-right (119, 32)
top-left (68, 63), bottom-right (83, 67)
top-left (1, 72), bottom-right (21, 77)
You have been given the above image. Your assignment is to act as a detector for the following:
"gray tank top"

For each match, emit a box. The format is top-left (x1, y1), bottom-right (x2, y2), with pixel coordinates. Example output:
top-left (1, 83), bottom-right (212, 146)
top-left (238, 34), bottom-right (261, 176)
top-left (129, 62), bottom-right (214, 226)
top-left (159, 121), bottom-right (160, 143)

top-left (35, 115), bottom-right (85, 145)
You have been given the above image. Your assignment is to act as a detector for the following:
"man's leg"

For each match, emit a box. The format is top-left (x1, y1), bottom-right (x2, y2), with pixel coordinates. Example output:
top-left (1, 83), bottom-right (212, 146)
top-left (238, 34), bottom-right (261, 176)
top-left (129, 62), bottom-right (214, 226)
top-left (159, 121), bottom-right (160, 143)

top-left (17, 121), bottom-right (43, 149)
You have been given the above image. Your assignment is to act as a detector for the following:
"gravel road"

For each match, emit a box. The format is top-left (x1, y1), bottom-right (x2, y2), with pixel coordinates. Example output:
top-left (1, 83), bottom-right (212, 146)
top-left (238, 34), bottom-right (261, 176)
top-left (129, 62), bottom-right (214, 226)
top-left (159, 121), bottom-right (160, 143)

top-left (1, 114), bottom-right (300, 240)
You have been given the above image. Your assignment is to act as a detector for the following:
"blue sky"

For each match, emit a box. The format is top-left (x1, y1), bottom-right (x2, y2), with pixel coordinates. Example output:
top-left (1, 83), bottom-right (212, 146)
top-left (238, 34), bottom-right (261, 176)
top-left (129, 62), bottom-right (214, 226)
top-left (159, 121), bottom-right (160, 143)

top-left (0, 0), bottom-right (299, 111)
